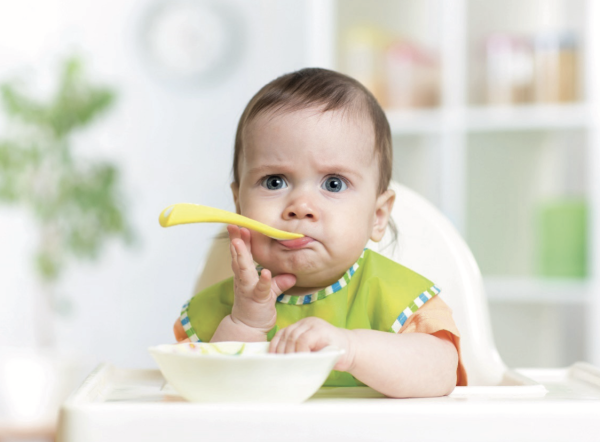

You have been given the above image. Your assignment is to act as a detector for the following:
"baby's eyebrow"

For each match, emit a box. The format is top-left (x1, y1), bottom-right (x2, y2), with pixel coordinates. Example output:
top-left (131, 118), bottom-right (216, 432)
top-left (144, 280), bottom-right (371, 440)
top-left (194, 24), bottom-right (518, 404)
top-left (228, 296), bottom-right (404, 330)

top-left (318, 166), bottom-right (362, 177)
top-left (310, 164), bottom-right (364, 182)
top-left (247, 164), bottom-right (294, 175)
top-left (247, 164), bottom-right (362, 178)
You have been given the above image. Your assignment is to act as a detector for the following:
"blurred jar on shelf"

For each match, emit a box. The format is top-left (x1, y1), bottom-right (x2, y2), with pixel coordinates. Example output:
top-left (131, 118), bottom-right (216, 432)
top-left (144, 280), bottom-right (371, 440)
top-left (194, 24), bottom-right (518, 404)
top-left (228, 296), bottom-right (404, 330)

top-left (384, 39), bottom-right (440, 109)
top-left (342, 25), bottom-right (389, 106)
top-left (485, 33), bottom-right (533, 105)
top-left (536, 198), bottom-right (587, 278)
top-left (533, 31), bottom-right (579, 103)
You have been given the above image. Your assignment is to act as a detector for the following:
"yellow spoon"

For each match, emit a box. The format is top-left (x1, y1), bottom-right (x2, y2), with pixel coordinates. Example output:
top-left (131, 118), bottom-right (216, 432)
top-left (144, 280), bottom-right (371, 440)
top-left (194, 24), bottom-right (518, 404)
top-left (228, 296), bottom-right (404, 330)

top-left (159, 203), bottom-right (304, 241)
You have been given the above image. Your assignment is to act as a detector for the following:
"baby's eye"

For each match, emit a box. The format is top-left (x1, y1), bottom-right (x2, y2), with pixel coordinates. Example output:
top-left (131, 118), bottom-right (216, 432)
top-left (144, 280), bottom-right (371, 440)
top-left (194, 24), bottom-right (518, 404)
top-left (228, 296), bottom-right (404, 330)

top-left (322, 176), bottom-right (348, 193)
top-left (261, 175), bottom-right (288, 190)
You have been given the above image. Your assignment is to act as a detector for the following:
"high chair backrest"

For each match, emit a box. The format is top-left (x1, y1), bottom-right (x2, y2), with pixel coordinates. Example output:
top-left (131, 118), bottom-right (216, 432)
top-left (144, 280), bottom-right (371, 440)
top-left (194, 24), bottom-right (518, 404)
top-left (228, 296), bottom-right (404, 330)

top-left (193, 181), bottom-right (507, 385)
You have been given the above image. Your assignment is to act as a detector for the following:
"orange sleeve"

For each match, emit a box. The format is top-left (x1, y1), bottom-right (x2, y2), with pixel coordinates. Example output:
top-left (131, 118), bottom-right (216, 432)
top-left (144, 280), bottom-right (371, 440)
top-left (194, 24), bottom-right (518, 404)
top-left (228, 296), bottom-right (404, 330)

top-left (397, 296), bottom-right (468, 386)
top-left (173, 317), bottom-right (190, 343)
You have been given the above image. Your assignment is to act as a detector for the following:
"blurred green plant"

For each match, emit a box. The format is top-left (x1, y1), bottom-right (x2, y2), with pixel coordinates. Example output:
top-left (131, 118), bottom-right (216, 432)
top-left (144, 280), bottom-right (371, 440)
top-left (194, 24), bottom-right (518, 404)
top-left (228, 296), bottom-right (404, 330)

top-left (0, 57), bottom-right (133, 286)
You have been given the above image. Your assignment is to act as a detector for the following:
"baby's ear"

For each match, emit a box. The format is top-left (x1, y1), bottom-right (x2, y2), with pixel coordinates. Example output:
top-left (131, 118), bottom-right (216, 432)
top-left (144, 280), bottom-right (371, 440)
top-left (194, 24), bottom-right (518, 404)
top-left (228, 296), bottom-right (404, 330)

top-left (370, 189), bottom-right (395, 242)
top-left (230, 182), bottom-right (241, 214)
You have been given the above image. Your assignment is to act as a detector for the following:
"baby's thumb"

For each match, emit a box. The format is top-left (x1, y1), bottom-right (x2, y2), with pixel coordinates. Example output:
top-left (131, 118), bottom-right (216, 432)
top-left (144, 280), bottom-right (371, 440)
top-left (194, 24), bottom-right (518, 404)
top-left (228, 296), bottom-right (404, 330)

top-left (271, 273), bottom-right (296, 297)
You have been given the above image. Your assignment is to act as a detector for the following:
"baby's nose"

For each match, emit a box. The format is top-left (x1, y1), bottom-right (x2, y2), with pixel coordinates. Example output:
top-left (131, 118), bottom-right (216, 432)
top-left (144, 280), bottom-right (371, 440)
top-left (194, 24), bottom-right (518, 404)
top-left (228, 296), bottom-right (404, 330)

top-left (283, 198), bottom-right (318, 221)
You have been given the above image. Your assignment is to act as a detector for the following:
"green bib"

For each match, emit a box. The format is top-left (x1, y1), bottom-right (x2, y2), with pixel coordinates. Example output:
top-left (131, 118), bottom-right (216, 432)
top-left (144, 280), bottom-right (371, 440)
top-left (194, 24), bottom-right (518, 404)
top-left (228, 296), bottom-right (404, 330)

top-left (180, 249), bottom-right (440, 387)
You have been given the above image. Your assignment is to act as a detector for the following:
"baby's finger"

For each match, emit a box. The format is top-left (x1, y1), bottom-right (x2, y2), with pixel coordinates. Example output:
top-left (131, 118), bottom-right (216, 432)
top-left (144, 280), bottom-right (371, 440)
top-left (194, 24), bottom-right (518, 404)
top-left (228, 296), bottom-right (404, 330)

top-left (268, 330), bottom-right (281, 353)
top-left (239, 227), bottom-right (252, 255)
top-left (294, 328), bottom-right (316, 353)
top-left (274, 327), bottom-right (291, 354)
top-left (228, 226), bottom-right (253, 271)
top-left (274, 322), bottom-right (310, 354)
top-left (287, 323), bottom-right (314, 354)
top-left (254, 269), bottom-right (272, 302)
top-left (232, 238), bottom-right (255, 276)
top-left (269, 326), bottom-right (290, 353)
top-left (228, 225), bottom-right (241, 272)
top-left (229, 241), bottom-right (240, 275)
top-left (271, 273), bottom-right (296, 297)
top-left (227, 224), bottom-right (241, 241)
top-left (231, 239), bottom-right (260, 294)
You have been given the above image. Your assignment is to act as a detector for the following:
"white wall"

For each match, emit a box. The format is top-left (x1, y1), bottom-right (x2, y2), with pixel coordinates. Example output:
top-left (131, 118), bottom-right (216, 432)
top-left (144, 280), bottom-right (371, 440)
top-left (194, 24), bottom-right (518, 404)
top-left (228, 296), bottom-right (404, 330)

top-left (0, 0), bottom-right (310, 368)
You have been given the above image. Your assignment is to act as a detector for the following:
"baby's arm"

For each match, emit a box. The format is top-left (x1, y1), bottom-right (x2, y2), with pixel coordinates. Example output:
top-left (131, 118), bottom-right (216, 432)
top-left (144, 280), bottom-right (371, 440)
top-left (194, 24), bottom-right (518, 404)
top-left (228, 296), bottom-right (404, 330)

top-left (346, 329), bottom-right (458, 397)
top-left (270, 317), bottom-right (457, 398)
top-left (210, 225), bottom-right (296, 342)
top-left (173, 226), bottom-right (295, 343)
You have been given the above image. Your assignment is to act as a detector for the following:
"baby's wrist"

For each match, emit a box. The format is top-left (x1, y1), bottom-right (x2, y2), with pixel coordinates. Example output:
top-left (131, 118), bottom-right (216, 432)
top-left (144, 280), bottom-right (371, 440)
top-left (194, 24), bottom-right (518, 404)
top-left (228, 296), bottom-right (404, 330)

top-left (231, 303), bottom-right (276, 334)
top-left (340, 329), bottom-right (360, 373)
top-left (211, 314), bottom-right (269, 342)
top-left (230, 314), bottom-right (272, 334)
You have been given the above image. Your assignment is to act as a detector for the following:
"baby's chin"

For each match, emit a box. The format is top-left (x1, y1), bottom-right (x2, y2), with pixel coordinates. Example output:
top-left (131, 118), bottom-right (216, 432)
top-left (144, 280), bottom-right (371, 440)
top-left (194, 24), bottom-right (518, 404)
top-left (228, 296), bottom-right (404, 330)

top-left (256, 250), bottom-right (353, 288)
top-left (256, 248), bottom-right (321, 276)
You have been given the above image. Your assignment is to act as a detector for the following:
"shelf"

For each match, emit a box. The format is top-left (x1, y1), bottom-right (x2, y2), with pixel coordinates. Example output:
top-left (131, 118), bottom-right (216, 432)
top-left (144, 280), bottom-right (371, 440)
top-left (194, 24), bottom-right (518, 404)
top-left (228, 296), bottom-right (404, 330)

top-left (318, 0), bottom-right (600, 365)
top-left (484, 277), bottom-right (591, 304)
top-left (466, 104), bottom-right (590, 132)
top-left (385, 108), bottom-right (442, 135)
top-left (385, 104), bottom-right (590, 135)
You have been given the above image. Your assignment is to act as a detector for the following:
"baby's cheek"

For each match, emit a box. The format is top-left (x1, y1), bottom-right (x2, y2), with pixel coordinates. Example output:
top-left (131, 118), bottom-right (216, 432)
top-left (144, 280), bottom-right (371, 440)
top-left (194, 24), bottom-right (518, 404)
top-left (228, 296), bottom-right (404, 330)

top-left (327, 214), bottom-right (371, 248)
top-left (248, 232), bottom-right (272, 265)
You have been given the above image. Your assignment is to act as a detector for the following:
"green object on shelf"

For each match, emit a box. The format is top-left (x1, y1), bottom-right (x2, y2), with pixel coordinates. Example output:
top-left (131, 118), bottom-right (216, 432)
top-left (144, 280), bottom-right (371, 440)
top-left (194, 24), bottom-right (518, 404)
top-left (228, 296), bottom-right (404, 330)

top-left (536, 199), bottom-right (587, 278)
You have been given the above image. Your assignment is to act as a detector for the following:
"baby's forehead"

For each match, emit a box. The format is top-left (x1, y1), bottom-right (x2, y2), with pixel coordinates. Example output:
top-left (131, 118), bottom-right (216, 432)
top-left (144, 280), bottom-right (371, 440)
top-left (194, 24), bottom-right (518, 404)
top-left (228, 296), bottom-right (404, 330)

top-left (241, 107), bottom-right (376, 162)
top-left (248, 105), bottom-right (371, 129)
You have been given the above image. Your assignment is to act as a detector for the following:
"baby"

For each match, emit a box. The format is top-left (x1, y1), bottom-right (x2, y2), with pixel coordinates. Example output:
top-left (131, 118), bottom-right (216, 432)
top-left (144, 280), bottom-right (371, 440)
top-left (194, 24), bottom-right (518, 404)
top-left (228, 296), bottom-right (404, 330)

top-left (174, 68), bottom-right (467, 397)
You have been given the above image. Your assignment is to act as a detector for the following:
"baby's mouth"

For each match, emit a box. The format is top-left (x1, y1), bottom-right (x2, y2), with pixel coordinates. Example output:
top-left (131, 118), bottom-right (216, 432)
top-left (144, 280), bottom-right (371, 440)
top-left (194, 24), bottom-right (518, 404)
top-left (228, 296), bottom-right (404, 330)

top-left (277, 236), bottom-right (315, 249)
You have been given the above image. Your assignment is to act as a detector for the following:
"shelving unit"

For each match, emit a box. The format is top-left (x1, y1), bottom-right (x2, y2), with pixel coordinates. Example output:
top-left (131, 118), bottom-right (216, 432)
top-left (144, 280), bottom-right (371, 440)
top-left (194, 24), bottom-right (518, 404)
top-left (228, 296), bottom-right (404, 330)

top-left (307, 0), bottom-right (600, 368)
top-left (483, 277), bottom-right (590, 304)
top-left (386, 109), bottom-right (442, 134)
top-left (465, 104), bottom-right (590, 132)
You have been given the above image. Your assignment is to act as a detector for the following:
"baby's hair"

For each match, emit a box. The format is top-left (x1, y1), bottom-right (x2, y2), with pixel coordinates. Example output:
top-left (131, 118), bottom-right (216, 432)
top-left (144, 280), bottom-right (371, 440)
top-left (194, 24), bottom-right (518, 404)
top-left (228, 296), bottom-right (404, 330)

top-left (233, 68), bottom-right (392, 195)
top-left (231, 67), bottom-right (397, 245)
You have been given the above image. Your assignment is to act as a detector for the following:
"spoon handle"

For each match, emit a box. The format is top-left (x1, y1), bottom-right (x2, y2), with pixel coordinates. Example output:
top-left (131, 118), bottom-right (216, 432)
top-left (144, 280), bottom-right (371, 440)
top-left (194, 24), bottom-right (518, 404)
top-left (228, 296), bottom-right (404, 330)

top-left (159, 203), bottom-right (304, 240)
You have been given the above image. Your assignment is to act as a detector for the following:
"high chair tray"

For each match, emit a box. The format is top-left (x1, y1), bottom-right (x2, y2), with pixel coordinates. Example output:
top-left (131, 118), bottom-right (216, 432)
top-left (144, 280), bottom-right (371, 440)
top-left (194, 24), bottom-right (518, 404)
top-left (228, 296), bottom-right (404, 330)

top-left (57, 363), bottom-right (600, 442)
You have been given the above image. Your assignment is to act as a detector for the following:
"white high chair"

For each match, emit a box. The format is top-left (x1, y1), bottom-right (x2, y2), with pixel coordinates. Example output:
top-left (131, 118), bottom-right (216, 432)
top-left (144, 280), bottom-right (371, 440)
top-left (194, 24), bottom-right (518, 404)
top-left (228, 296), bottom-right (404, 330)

top-left (57, 182), bottom-right (600, 442)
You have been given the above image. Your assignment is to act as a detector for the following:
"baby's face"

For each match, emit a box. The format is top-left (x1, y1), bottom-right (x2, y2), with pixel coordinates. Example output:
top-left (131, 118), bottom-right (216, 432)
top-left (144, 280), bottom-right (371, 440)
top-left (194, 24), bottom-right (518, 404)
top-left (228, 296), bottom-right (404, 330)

top-left (232, 107), bottom-right (392, 289)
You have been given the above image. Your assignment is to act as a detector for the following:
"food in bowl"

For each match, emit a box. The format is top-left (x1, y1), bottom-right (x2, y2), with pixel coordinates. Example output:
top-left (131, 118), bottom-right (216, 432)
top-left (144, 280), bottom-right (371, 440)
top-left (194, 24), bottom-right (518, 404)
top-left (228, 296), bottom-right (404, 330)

top-left (149, 341), bottom-right (343, 403)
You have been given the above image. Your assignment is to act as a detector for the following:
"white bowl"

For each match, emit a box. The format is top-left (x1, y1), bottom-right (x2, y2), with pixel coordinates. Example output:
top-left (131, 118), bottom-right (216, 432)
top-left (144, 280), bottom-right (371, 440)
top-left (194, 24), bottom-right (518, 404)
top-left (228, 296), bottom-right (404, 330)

top-left (148, 342), bottom-right (344, 403)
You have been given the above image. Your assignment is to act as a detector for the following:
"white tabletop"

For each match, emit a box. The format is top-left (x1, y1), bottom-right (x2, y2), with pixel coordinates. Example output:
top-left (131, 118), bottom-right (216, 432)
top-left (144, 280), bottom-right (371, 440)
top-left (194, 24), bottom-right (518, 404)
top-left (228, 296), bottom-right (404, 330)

top-left (57, 363), bottom-right (600, 442)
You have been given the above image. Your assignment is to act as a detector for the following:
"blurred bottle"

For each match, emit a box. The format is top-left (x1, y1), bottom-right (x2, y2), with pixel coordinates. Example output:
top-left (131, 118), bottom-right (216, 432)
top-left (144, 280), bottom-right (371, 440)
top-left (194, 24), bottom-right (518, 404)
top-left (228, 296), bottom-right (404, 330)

top-left (536, 199), bottom-right (587, 278)
top-left (535, 135), bottom-right (587, 278)
top-left (342, 25), bottom-right (389, 106)
top-left (384, 40), bottom-right (439, 109)
top-left (533, 31), bottom-right (578, 103)
top-left (485, 33), bottom-right (533, 105)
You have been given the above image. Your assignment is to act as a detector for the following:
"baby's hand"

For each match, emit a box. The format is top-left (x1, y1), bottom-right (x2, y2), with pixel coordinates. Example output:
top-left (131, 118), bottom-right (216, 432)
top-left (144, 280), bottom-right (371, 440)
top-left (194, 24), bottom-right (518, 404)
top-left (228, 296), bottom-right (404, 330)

top-left (228, 225), bottom-right (296, 333)
top-left (269, 317), bottom-right (356, 372)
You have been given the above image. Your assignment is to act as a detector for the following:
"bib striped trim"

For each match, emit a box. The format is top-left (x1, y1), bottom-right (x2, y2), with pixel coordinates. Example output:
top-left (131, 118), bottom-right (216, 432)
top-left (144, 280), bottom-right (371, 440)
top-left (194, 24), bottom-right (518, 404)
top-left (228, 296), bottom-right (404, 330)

top-left (390, 285), bottom-right (441, 333)
top-left (180, 301), bottom-right (201, 342)
top-left (275, 250), bottom-right (366, 305)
